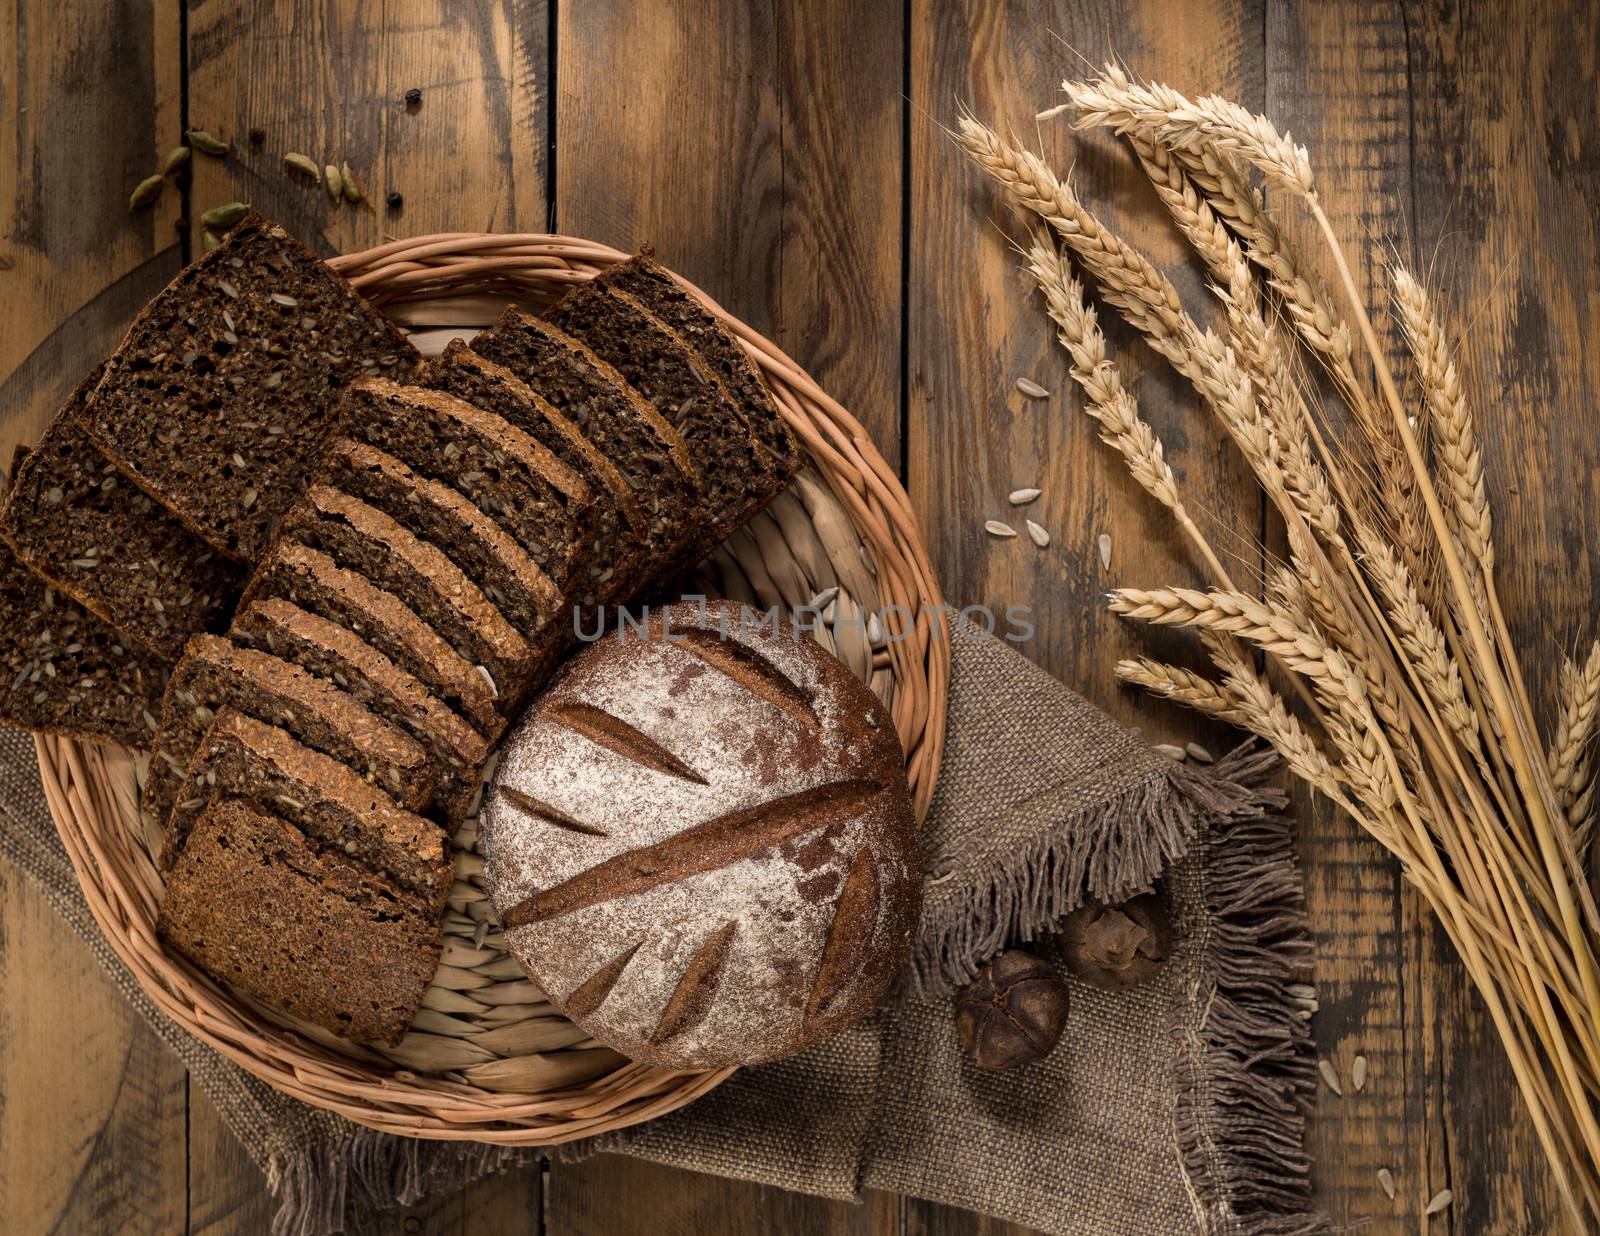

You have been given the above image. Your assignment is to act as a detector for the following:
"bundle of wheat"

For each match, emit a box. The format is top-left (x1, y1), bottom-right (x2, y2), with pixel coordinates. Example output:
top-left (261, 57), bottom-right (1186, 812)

top-left (963, 64), bottom-right (1600, 1231)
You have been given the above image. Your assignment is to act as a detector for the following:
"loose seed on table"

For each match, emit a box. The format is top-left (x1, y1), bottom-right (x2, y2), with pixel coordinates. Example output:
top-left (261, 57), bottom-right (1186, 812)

top-left (1015, 377), bottom-right (1050, 398)
top-left (1185, 741), bottom-right (1214, 763)
top-left (1377, 1168), bottom-right (1396, 1199)
top-left (984, 520), bottom-right (1017, 539)
top-left (1008, 487), bottom-right (1041, 505)
top-left (1025, 520), bottom-right (1050, 547)
top-left (1351, 1054), bottom-right (1368, 1091)
top-left (1424, 1189), bottom-right (1452, 1216)
top-left (1318, 1058), bottom-right (1343, 1096)
top-left (1098, 533), bottom-right (1113, 569)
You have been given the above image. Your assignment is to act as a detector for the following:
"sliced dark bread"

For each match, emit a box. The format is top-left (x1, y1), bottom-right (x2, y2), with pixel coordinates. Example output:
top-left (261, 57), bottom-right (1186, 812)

top-left (339, 377), bottom-right (593, 594)
top-left (470, 309), bottom-right (701, 582)
top-left (162, 708), bottom-right (452, 912)
top-left (594, 254), bottom-right (801, 483)
top-left (144, 633), bottom-right (433, 825)
top-left (229, 597), bottom-right (490, 818)
top-left (279, 485), bottom-right (536, 712)
top-left (1, 367), bottom-right (244, 658)
top-left (159, 796), bottom-right (441, 1046)
top-left (318, 437), bottom-right (562, 648)
top-left (243, 539), bottom-right (501, 735)
top-left (80, 214), bottom-right (416, 561)
top-left (417, 342), bottom-right (646, 607)
top-left (542, 282), bottom-right (778, 553)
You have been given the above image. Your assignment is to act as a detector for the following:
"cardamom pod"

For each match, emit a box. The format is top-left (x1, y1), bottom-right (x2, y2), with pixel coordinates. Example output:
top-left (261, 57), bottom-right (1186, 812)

top-left (283, 152), bottom-right (321, 180)
top-left (128, 174), bottom-right (165, 210)
top-left (160, 145), bottom-right (191, 175)
top-left (185, 129), bottom-right (230, 156)
top-left (202, 229), bottom-right (222, 252)
top-left (339, 161), bottom-right (364, 204)
top-left (200, 201), bottom-right (249, 230)
top-left (324, 164), bottom-right (342, 200)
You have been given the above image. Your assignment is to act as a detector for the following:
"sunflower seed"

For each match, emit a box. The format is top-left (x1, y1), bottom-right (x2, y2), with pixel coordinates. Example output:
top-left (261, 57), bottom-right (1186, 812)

top-left (1098, 532), bottom-right (1113, 569)
top-left (1424, 1189), bottom-right (1452, 1216)
top-left (270, 292), bottom-right (298, 307)
top-left (1154, 743), bottom-right (1187, 760)
top-left (160, 145), bottom-right (190, 175)
top-left (475, 664), bottom-right (499, 699)
top-left (1025, 520), bottom-right (1050, 547)
top-left (340, 161), bottom-right (365, 203)
top-left (1318, 1058), bottom-right (1343, 1096)
top-left (1015, 377), bottom-right (1050, 398)
top-left (1008, 487), bottom-right (1041, 505)
top-left (185, 128), bottom-right (230, 156)
top-left (324, 163), bottom-right (342, 199)
top-left (984, 520), bottom-right (1017, 539)
top-left (201, 201), bottom-right (249, 230)
top-left (1185, 741), bottom-right (1214, 763)
top-left (808, 586), bottom-right (839, 611)
top-left (1377, 1168), bottom-right (1396, 1199)
top-left (1351, 1054), bottom-right (1368, 1091)
top-left (129, 174), bottom-right (165, 210)
top-left (284, 152), bottom-right (321, 180)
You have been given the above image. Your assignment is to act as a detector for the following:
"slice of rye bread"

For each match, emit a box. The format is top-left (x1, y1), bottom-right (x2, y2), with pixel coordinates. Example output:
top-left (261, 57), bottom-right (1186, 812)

top-left (159, 796), bottom-right (442, 1047)
top-left (318, 437), bottom-right (562, 649)
top-left (469, 309), bottom-right (702, 583)
top-left (542, 282), bottom-right (779, 552)
top-left (144, 634), bottom-right (433, 826)
top-left (162, 708), bottom-right (452, 912)
top-left (80, 214), bottom-right (417, 562)
top-left (229, 597), bottom-right (490, 818)
top-left (279, 485), bottom-right (537, 712)
top-left (594, 254), bottom-right (801, 484)
top-left (416, 342), bottom-right (646, 607)
top-left (1, 368), bottom-right (245, 659)
top-left (0, 449), bottom-right (168, 747)
top-left (243, 539), bottom-right (501, 735)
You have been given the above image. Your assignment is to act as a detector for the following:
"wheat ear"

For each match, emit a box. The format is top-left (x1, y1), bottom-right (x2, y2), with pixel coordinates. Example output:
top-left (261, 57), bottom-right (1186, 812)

top-left (1550, 641), bottom-right (1600, 849)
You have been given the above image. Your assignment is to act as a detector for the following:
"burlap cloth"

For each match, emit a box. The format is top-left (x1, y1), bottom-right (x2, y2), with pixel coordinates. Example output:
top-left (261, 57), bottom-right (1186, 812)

top-left (0, 620), bottom-right (1321, 1235)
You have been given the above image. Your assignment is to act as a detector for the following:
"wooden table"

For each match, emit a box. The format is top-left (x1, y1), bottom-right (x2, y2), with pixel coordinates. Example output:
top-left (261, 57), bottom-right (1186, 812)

top-left (2, 1), bottom-right (1594, 1232)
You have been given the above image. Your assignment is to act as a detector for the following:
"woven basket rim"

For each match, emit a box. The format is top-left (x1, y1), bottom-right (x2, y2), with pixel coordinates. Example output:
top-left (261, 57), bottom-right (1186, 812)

top-left (36, 231), bottom-right (950, 1144)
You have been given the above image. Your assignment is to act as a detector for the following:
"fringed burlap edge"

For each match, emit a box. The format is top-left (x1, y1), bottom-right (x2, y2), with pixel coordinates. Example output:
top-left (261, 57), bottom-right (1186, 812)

top-left (909, 748), bottom-right (1264, 994)
top-left (1173, 747), bottom-right (1326, 1236)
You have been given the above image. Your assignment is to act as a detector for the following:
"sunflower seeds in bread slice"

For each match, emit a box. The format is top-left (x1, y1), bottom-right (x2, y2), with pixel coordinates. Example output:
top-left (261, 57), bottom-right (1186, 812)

top-left (80, 214), bottom-right (416, 561)
top-left (162, 707), bottom-right (451, 913)
top-left (469, 309), bottom-right (701, 588)
top-left (594, 254), bottom-right (800, 484)
top-left (340, 377), bottom-right (594, 595)
top-left (280, 486), bottom-right (536, 714)
top-left (417, 342), bottom-right (647, 607)
top-left (542, 283), bottom-right (778, 562)
top-left (320, 437), bottom-right (563, 652)
top-left (159, 796), bottom-right (442, 1046)
top-left (229, 597), bottom-right (491, 819)
top-left (0, 367), bottom-right (244, 658)
top-left (144, 633), bottom-right (433, 826)
top-left (243, 539), bottom-right (501, 735)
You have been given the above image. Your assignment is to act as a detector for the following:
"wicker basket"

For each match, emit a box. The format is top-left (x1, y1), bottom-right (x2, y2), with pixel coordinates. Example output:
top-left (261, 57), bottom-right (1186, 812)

top-left (33, 234), bottom-right (949, 1144)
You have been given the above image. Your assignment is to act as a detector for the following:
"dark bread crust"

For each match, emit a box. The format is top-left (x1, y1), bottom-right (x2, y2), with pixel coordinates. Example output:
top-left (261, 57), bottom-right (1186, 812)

top-left (242, 539), bottom-right (501, 735)
top-left (230, 597), bottom-right (490, 818)
top-left (481, 600), bottom-right (919, 1069)
top-left (594, 254), bottom-right (800, 484)
top-left (469, 310), bottom-right (702, 584)
top-left (417, 343), bottom-right (646, 607)
top-left (162, 708), bottom-right (452, 913)
top-left (0, 366), bottom-right (244, 658)
top-left (144, 633), bottom-right (433, 825)
top-left (159, 796), bottom-right (442, 1047)
top-left (340, 377), bottom-right (594, 594)
top-left (80, 214), bottom-right (416, 562)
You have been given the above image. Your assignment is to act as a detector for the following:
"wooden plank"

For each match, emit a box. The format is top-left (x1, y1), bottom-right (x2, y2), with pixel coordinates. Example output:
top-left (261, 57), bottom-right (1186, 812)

top-left (0, 865), bottom-right (187, 1234)
top-left (548, 0), bottom-right (903, 1229)
top-left (184, 0), bottom-right (550, 258)
top-left (186, 1086), bottom-right (278, 1236)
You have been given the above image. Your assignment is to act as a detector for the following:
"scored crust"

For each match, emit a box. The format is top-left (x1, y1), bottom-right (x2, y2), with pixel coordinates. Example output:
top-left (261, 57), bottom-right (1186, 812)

top-left (480, 599), bottom-right (919, 1069)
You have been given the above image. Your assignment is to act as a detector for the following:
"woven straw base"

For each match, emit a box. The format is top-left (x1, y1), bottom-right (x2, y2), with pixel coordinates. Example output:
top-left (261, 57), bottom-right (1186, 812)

top-left (35, 234), bottom-right (947, 1144)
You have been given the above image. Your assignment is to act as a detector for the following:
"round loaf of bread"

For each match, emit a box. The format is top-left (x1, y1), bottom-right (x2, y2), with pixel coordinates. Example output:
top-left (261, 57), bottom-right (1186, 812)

top-left (481, 599), bottom-right (920, 1069)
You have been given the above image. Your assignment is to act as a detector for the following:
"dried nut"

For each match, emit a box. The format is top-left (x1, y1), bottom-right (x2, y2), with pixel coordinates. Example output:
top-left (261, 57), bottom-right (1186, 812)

top-left (1059, 893), bottom-right (1172, 989)
top-left (185, 128), bottom-right (230, 156)
top-left (1015, 377), bottom-right (1050, 398)
top-left (200, 201), bottom-right (249, 230)
top-left (1008, 487), bottom-right (1041, 505)
top-left (955, 950), bottom-right (1070, 1071)
top-left (324, 163), bottom-right (342, 199)
top-left (984, 520), bottom-right (1017, 539)
top-left (284, 152), bottom-right (321, 179)
top-left (129, 174), bottom-right (165, 210)
top-left (160, 145), bottom-right (191, 175)
top-left (1025, 520), bottom-right (1050, 547)
top-left (340, 161), bottom-right (365, 203)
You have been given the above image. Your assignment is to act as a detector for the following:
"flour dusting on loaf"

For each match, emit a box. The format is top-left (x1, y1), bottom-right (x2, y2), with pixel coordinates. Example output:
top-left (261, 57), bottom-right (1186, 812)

top-left (481, 599), bottom-right (919, 1068)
